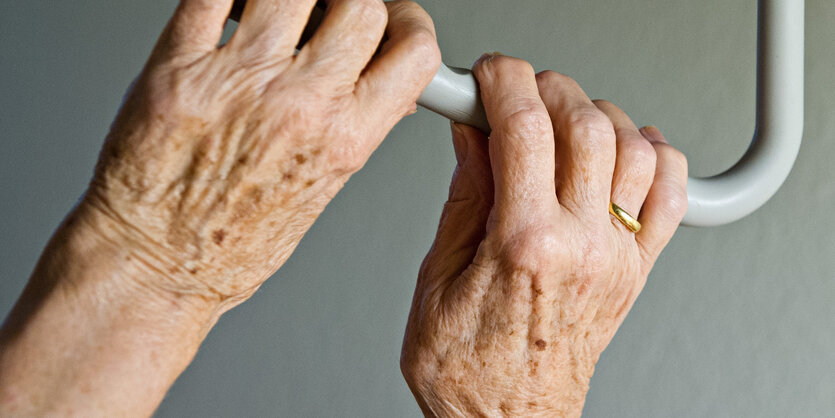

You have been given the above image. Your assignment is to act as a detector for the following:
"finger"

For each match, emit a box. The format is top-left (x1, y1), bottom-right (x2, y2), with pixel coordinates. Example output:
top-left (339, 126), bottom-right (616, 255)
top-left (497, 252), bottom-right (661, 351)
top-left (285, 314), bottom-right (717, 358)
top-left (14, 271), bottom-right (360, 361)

top-left (473, 55), bottom-right (557, 226)
top-left (159, 0), bottom-right (235, 57)
top-left (299, 0), bottom-right (389, 86)
top-left (636, 126), bottom-right (688, 263)
top-left (593, 100), bottom-right (657, 222)
top-left (536, 71), bottom-right (616, 218)
top-left (230, 0), bottom-right (318, 57)
top-left (355, 0), bottom-right (441, 128)
top-left (421, 123), bottom-right (493, 287)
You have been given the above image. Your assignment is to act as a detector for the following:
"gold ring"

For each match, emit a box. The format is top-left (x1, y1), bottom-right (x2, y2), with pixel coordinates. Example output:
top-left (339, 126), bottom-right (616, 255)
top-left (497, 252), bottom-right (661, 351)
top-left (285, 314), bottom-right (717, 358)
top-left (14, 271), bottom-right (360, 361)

top-left (609, 202), bottom-right (641, 233)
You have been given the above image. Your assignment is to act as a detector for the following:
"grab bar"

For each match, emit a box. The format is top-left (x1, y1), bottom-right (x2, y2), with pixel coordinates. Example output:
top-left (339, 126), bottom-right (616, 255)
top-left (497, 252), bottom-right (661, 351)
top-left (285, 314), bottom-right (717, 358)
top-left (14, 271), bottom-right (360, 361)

top-left (229, 0), bottom-right (804, 227)
top-left (419, 0), bottom-right (804, 227)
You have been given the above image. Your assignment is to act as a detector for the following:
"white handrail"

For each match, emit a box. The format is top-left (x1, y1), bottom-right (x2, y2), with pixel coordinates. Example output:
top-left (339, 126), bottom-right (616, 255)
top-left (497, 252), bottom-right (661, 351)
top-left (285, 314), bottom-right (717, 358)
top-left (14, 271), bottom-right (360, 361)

top-left (417, 0), bottom-right (804, 227)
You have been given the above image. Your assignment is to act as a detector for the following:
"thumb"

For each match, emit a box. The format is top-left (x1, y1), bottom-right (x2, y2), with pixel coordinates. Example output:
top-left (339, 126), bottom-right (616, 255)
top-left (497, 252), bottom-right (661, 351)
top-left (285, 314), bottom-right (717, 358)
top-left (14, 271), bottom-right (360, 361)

top-left (419, 123), bottom-right (493, 287)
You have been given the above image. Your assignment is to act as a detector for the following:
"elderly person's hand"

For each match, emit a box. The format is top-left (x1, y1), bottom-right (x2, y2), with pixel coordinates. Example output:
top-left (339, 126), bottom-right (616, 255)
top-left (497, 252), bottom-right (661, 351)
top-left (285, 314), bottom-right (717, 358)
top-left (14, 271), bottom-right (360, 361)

top-left (400, 54), bottom-right (688, 416)
top-left (0, 0), bottom-right (438, 415)
top-left (87, 0), bottom-right (439, 310)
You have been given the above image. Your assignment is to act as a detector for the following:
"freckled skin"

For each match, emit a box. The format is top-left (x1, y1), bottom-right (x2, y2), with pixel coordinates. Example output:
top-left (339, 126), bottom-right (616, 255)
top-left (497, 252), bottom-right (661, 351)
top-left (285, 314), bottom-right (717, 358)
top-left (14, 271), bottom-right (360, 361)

top-left (0, 2), bottom-right (688, 416)
top-left (0, 1), bottom-right (443, 416)
top-left (78, 1), bottom-right (443, 307)
top-left (400, 60), bottom-right (689, 417)
top-left (211, 229), bottom-right (226, 246)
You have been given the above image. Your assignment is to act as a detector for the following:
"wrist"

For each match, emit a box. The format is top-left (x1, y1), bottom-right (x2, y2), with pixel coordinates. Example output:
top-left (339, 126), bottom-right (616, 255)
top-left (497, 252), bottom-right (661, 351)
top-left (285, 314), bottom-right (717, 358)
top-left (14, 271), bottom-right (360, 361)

top-left (408, 386), bottom-right (587, 418)
top-left (41, 199), bottom-right (224, 335)
top-left (0, 200), bottom-right (222, 415)
top-left (402, 352), bottom-right (591, 417)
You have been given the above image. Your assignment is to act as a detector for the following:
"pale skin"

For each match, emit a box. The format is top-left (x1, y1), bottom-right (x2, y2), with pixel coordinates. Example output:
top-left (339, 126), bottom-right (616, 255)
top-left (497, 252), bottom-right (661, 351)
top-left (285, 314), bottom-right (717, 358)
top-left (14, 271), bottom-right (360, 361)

top-left (0, 0), bottom-right (687, 417)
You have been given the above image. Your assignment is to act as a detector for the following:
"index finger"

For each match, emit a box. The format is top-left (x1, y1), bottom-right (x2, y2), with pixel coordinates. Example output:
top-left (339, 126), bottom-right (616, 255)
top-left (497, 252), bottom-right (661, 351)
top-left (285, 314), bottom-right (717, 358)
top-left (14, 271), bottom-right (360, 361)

top-left (472, 54), bottom-right (558, 228)
top-left (355, 0), bottom-right (441, 127)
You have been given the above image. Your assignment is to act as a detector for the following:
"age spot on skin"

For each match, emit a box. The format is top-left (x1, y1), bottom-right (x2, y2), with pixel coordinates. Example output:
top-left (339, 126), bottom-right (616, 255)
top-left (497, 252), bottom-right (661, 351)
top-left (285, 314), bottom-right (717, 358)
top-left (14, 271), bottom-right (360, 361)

top-left (532, 285), bottom-right (544, 300)
top-left (233, 186), bottom-right (264, 221)
top-left (294, 154), bottom-right (308, 164)
top-left (212, 229), bottom-right (226, 246)
top-left (534, 339), bottom-right (547, 351)
top-left (528, 359), bottom-right (540, 376)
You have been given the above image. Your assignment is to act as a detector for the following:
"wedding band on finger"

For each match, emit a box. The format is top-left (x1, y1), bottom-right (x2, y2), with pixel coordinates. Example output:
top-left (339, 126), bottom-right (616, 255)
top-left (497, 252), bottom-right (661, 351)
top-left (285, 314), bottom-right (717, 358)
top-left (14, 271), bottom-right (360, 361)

top-left (609, 202), bottom-right (641, 233)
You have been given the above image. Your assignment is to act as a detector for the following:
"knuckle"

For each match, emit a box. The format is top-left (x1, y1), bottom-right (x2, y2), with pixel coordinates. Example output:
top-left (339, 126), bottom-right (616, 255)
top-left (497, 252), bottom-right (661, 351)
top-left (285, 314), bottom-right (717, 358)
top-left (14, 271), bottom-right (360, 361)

top-left (478, 55), bottom-right (535, 78)
top-left (388, 0), bottom-right (425, 17)
top-left (327, 140), bottom-right (367, 174)
top-left (535, 69), bottom-right (569, 82)
top-left (350, 0), bottom-right (388, 28)
top-left (536, 70), bottom-right (580, 90)
top-left (341, 153), bottom-right (366, 174)
top-left (623, 138), bottom-right (657, 174)
top-left (565, 108), bottom-right (615, 146)
top-left (499, 103), bottom-right (551, 139)
top-left (655, 143), bottom-right (689, 173)
top-left (535, 70), bottom-right (560, 83)
top-left (405, 29), bottom-right (442, 70)
top-left (591, 98), bottom-right (615, 109)
top-left (495, 225), bottom-right (567, 274)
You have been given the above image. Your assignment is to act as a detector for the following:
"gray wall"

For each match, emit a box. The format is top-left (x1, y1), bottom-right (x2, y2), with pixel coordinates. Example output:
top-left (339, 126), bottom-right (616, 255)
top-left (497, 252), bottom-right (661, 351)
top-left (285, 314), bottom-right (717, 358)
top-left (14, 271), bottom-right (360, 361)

top-left (1, 0), bottom-right (833, 416)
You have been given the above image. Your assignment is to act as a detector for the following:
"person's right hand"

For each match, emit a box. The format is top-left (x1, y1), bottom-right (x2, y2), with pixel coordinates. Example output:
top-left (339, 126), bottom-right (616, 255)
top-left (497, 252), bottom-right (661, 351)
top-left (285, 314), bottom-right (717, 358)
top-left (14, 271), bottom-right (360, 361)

top-left (400, 54), bottom-right (688, 416)
top-left (77, 0), bottom-right (440, 314)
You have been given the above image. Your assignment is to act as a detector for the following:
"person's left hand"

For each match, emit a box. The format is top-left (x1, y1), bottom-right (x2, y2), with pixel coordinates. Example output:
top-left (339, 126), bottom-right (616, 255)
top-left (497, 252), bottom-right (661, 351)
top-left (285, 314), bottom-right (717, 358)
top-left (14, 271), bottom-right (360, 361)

top-left (0, 2), bottom-right (440, 415)
top-left (77, 0), bottom-right (441, 313)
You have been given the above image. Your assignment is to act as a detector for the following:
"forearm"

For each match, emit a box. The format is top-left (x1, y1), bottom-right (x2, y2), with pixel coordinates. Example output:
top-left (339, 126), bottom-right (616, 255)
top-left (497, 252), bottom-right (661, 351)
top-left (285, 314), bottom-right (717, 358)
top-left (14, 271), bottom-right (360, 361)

top-left (0, 203), bottom-right (221, 416)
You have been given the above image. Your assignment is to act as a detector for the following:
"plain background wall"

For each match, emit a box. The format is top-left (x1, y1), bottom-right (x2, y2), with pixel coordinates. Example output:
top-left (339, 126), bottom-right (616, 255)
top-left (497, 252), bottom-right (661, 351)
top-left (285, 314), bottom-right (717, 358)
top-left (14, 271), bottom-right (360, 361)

top-left (1, 0), bottom-right (833, 416)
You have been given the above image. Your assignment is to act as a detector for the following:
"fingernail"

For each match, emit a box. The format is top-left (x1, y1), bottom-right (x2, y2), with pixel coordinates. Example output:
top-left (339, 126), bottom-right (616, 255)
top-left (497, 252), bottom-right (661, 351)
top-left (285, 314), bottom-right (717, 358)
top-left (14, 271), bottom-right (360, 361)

top-left (473, 53), bottom-right (489, 69)
top-left (451, 122), bottom-right (470, 165)
top-left (640, 125), bottom-right (668, 144)
top-left (473, 51), bottom-right (503, 69)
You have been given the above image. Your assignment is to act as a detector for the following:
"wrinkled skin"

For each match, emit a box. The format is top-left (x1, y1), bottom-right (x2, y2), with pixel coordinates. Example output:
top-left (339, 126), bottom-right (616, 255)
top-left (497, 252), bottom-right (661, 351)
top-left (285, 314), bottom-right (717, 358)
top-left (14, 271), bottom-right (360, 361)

top-left (0, 2), bottom-right (442, 413)
top-left (0, 0), bottom-right (689, 415)
top-left (400, 55), bottom-right (688, 416)
top-left (83, 0), bottom-right (441, 308)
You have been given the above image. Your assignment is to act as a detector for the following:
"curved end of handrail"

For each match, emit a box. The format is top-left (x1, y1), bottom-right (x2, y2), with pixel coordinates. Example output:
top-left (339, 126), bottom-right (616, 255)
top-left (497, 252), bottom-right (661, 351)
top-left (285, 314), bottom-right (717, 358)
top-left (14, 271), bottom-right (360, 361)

top-left (682, 0), bottom-right (804, 227)
top-left (683, 122), bottom-right (804, 227)
top-left (417, 0), bottom-right (803, 228)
